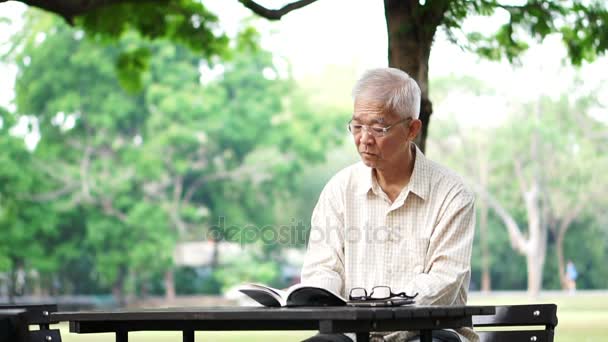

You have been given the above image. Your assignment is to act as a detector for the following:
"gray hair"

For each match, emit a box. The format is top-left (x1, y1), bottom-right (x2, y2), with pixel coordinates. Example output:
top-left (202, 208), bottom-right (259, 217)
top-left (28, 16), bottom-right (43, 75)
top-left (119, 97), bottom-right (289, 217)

top-left (352, 68), bottom-right (421, 119)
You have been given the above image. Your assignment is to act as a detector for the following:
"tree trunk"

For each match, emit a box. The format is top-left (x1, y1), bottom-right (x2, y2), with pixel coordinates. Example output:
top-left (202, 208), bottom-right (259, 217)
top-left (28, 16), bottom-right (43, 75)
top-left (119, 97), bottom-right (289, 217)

top-left (211, 239), bottom-right (220, 268)
top-left (479, 198), bottom-right (492, 293)
top-left (554, 208), bottom-right (583, 290)
top-left (8, 264), bottom-right (16, 304)
top-left (112, 267), bottom-right (127, 307)
top-left (524, 183), bottom-right (546, 298)
top-left (32, 270), bottom-right (41, 297)
top-left (7, 258), bottom-right (25, 303)
top-left (385, 0), bottom-right (444, 153)
top-left (555, 219), bottom-right (579, 290)
top-left (478, 150), bottom-right (491, 292)
top-left (526, 248), bottom-right (545, 298)
top-left (556, 227), bottom-right (568, 289)
top-left (164, 268), bottom-right (176, 301)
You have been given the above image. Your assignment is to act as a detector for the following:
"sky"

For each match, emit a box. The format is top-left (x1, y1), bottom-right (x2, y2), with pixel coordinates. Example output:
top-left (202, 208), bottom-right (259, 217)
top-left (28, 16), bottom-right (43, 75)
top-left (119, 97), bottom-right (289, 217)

top-left (1, 0), bottom-right (607, 131)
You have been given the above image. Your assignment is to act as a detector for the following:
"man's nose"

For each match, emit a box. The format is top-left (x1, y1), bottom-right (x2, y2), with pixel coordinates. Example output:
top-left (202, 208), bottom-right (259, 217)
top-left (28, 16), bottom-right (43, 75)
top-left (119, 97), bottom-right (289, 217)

top-left (360, 129), bottom-right (374, 144)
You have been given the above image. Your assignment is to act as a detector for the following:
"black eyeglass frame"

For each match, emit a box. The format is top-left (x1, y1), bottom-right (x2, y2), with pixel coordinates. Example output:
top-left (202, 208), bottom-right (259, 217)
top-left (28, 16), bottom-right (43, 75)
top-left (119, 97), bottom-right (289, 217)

top-left (347, 117), bottom-right (412, 138)
top-left (348, 286), bottom-right (418, 301)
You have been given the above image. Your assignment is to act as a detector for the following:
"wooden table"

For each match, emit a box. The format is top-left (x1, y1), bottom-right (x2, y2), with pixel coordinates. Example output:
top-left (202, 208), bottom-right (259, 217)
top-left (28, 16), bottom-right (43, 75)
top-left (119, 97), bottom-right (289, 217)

top-left (53, 305), bottom-right (495, 342)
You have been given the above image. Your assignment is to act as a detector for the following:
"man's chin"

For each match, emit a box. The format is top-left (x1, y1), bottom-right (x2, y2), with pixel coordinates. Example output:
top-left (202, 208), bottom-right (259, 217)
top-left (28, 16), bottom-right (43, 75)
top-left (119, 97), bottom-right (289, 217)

top-left (360, 155), bottom-right (378, 168)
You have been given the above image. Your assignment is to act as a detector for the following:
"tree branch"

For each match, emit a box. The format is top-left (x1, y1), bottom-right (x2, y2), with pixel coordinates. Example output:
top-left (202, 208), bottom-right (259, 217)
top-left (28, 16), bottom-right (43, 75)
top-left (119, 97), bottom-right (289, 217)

top-left (18, 184), bottom-right (80, 202)
top-left (238, 0), bottom-right (319, 20)
top-left (33, 160), bottom-right (79, 185)
top-left (183, 177), bottom-right (204, 204)
top-left (165, 202), bottom-right (190, 238)
top-left (172, 175), bottom-right (184, 206)
top-left (143, 175), bottom-right (171, 199)
top-left (468, 179), bottom-right (529, 255)
top-left (9, 0), bottom-right (127, 25)
top-left (513, 158), bottom-right (530, 199)
top-left (574, 106), bottom-right (608, 146)
top-left (421, 0), bottom-right (450, 34)
top-left (80, 144), bottom-right (94, 202)
top-left (168, 175), bottom-right (189, 237)
top-left (100, 197), bottom-right (128, 223)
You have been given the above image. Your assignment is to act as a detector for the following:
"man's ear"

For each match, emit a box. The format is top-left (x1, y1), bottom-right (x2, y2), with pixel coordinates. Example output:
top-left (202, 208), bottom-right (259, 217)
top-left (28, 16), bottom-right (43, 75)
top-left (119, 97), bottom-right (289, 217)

top-left (409, 119), bottom-right (422, 141)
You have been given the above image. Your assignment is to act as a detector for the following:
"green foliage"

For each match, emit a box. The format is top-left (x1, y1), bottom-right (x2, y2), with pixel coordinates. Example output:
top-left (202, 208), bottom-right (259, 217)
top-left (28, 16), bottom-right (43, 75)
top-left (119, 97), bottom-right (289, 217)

top-left (0, 112), bottom-right (60, 277)
top-left (171, 267), bottom-right (222, 295)
top-left (560, 219), bottom-right (608, 289)
top-left (72, 0), bottom-right (232, 93)
top-left (429, 74), bottom-right (608, 290)
top-left (471, 212), bottom-right (528, 290)
top-left (2, 8), bottom-right (344, 296)
top-left (115, 47), bottom-right (151, 93)
top-left (443, 0), bottom-right (608, 64)
top-left (213, 253), bottom-right (279, 292)
top-left (76, 0), bottom-right (229, 57)
top-left (8, 0), bottom-right (608, 71)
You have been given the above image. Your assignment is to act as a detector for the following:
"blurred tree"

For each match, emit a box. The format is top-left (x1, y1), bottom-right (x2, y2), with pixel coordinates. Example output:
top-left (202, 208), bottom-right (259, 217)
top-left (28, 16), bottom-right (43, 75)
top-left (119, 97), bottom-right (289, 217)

top-left (4, 0), bottom-right (607, 152)
top-left (4, 11), bottom-right (344, 299)
top-left (429, 75), bottom-right (495, 292)
top-left (6, 14), bottom-right (178, 303)
top-left (0, 108), bottom-right (61, 301)
top-left (431, 88), bottom-right (608, 296)
top-left (536, 95), bottom-right (608, 290)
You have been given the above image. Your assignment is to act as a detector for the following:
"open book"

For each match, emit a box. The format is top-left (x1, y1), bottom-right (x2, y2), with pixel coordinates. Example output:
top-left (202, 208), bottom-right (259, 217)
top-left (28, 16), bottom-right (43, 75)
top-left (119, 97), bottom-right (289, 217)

top-left (237, 283), bottom-right (347, 307)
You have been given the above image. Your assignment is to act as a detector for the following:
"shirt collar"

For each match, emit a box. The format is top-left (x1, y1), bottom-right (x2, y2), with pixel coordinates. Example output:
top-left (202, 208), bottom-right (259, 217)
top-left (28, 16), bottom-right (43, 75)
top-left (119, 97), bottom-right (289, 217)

top-left (407, 144), bottom-right (430, 201)
top-left (356, 143), bottom-right (430, 201)
top-left (356, 167), bottom-right (373, 196)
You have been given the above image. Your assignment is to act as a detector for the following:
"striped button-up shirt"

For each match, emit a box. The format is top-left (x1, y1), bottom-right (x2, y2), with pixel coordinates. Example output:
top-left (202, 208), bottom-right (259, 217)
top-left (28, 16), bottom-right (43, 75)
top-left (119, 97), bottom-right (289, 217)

top-left (301, 144), bottom-right (477, 342)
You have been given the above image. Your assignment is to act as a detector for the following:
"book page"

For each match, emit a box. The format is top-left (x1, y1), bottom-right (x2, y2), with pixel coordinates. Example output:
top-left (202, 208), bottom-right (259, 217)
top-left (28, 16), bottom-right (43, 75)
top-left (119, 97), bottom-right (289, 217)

top-left (286, 283), bottom-right (347, 301)
top-left (285, 284), bottom-right (347, 306)
top-left (237, 283), bottom-right (287, 306)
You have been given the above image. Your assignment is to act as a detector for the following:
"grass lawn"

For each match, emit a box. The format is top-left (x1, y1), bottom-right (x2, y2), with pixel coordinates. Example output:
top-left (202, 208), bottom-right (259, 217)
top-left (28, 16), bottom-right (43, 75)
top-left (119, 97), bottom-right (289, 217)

top-left (57, 291), bottom-right (608, 341)
top-left (58, 327), bottom-right (316, 342)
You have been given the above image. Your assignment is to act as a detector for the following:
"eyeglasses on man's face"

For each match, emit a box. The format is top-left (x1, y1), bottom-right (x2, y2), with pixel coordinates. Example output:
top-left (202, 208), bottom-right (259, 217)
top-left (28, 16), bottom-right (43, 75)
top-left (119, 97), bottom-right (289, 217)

top-left (347, 118), bottom-right (411, 138)
top-left (349, 286), bottom-right (418, 301)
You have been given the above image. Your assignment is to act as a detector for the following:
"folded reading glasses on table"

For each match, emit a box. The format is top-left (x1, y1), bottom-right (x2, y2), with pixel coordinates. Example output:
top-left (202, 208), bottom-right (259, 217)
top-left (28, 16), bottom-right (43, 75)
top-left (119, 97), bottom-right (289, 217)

top-left (349, 286), bottom-right (418, 301)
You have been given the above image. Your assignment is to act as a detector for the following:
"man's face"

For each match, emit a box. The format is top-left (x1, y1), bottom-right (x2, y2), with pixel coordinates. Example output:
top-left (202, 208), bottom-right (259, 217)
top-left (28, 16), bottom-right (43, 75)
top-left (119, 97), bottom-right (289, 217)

top-left (351, 99), bottom-right (412, 170)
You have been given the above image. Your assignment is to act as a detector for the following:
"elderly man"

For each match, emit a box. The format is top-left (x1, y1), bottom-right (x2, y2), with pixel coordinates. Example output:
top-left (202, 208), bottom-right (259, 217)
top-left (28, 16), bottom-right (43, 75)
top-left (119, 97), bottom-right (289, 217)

top-left (301, 68), bottom-right (476, 342)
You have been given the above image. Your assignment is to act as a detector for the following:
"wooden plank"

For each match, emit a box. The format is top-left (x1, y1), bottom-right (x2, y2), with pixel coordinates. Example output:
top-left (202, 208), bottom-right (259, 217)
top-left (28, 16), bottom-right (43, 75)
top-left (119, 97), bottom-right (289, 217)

top-left (0, 309), bottom-right (28, 342)
top-left (28, 329), bottom-right (62, 342)
top-left (0, 305), bottom-right (58, 324)
top-left (56, 306), bottom-right (371, 321)
top-left (473, 304), bottom-right (557, 328)
top-left (53, 305), bottom-right (495, 323)
top-left (56, 305), bottom-right (495, 339)
top-left (477, 330), bottom-right (553, 342)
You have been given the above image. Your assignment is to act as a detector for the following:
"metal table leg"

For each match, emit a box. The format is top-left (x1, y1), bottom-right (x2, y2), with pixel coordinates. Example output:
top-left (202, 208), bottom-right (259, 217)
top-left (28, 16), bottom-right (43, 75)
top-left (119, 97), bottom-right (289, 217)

top-left (116, 330), bottom-right (128, 342)
top-left (183, 330), bottom-right (195, 342)
top-left (420, 329), bottom-right (432, 342)
top-left (356, 332), bottom-right (370, 342)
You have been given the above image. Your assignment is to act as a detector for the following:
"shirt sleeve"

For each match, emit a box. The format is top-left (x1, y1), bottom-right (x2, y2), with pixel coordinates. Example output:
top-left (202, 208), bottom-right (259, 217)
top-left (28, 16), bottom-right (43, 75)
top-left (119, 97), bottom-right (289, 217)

top-left (300, 181), bottom-right (346, 296)
top-left (406, 189), bottom-right (476, 305)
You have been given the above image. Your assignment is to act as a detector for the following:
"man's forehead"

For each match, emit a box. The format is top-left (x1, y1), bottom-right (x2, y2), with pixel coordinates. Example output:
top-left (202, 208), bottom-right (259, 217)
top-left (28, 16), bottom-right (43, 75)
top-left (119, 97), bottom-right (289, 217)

top-left (353, 99), bottom-right (399, 122)
top-left (351, 114), bottom-right (386, 124)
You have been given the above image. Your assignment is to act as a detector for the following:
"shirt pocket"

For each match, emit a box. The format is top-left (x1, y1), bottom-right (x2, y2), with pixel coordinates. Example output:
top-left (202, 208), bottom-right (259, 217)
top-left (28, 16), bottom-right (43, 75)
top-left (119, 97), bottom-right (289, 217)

top-left (398, 237), bottom-right (429, 277)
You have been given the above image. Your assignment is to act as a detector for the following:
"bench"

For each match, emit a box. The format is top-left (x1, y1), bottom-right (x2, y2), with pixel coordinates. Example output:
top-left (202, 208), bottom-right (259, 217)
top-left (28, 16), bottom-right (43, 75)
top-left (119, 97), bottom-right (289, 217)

top-left (473, 304), bottom-right (558, 342)
top-left (0, 304), bottom-right (62, 342)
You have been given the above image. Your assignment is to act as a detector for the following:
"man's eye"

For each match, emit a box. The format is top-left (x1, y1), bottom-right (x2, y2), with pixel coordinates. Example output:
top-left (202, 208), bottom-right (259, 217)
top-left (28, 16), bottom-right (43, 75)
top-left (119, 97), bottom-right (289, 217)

top-left (371, 127), bottom-right (385, 133)
top-left (352, 124), bottom-right (363, 130)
